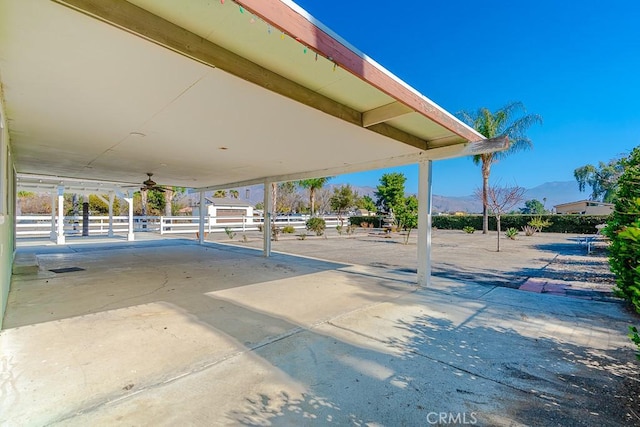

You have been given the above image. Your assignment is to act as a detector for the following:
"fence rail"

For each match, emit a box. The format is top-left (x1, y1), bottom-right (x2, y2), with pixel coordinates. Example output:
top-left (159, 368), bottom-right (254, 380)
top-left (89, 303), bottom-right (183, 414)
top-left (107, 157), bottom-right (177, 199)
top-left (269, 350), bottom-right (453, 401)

top-left (16, 215), bottom-right (160, 237)
top-left (16, 214), bottom-right (346, 238)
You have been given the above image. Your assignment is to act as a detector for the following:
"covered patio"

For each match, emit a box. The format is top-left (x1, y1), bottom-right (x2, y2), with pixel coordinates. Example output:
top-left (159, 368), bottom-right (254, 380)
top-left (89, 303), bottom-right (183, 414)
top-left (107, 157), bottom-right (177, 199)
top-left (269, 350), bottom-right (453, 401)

top-left (0, 0), bottom-right (503, 308)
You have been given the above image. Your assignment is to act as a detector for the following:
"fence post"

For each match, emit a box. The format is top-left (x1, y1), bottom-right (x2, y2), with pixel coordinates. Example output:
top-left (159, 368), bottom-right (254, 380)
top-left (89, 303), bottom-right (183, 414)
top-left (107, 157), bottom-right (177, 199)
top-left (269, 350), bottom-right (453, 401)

top-left (160, 216), bottom-right (164, 235)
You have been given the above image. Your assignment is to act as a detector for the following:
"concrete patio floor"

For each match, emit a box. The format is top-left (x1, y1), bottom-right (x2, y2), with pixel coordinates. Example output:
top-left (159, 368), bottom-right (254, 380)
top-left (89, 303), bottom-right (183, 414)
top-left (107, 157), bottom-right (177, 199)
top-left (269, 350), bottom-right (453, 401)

top-left (1, 235), bottom-right (639, 426)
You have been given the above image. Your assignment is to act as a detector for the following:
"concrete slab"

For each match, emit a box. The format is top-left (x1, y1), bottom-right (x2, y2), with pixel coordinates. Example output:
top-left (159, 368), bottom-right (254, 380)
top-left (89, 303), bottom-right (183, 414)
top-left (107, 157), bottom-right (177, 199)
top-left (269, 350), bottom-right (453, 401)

top-left (1, 236), bottom-right (638, 426)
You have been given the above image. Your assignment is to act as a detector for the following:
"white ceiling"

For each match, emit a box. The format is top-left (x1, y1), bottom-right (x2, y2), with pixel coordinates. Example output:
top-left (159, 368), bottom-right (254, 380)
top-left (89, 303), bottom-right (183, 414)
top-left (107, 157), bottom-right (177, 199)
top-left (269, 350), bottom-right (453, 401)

top-left (0, 0), bottom-right (484, 191)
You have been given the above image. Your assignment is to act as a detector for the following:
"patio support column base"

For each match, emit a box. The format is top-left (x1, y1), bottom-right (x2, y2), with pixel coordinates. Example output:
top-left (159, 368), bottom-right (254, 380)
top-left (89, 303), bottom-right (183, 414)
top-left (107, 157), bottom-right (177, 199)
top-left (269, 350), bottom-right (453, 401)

top-left (263, 180), bottom-right (272, 257)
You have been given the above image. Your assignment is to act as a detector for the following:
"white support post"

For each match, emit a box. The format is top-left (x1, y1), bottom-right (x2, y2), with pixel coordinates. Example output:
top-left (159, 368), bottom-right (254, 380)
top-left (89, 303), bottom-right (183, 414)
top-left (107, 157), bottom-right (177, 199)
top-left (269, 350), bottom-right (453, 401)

top-left (417, 160), bottom-right (433, 286)
top-left (198, 191), bottom-right (205, 244)
top-left (263, 180), bottom-right (272, 257)
top-left (56, 186), bottom-right (65, 244)
top-left (108, 192), bottom-right (115, 237)
top-left (50, 188), bottom-right (57, 241)
top-left (125, 192), bottom-right (134, 241)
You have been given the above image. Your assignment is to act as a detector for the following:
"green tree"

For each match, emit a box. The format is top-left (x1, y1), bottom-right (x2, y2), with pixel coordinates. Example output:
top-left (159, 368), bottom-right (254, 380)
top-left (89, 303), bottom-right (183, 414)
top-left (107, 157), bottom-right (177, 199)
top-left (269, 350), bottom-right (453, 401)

top-left (458, 102), bottom-right (542, 234)
top-left (146, 189), bottom-right (165, 215)
top-left (356, 195), bottom-right (376, 213)
top-left (330, 184), bottom-right (359, 226)
top-left (604, 146), bottom-right (640, 312)
top-left (574, 158), bottom-right (624, 202)
top-left (374, 172), bottom-right (406, 215)
top-left (520, 199), bottom-right (547, 214)
top-left (298, 177), bottom-right (331, 216)
top-left (88, 194), bottom-right (121, 215)
top-left (395, 195), bottom-right (418, 244)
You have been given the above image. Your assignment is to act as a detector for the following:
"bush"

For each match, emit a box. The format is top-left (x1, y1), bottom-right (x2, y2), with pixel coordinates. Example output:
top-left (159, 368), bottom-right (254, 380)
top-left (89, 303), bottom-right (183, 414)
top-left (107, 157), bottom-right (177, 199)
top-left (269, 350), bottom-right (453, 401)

top-left (528, 216), bottom-right (552, 232)
top-left (604, 146), bottom-right (640, 314)
top-left (282, 225), bottom-right (295, 234)
top-left (462, 226), bottom-right (475, 234)
top-left (306, 217), bottom-right (326, 236)
top-left (505, 227), bottom-right (518, 239)
top-left (349, 216), bottom-right (384, 228)
top-left (521, 225), bottom-right (536, 236)
top-left (224, 227), bottom-right (235, 239)
top-left (432, 214), bottom-right (608, 234)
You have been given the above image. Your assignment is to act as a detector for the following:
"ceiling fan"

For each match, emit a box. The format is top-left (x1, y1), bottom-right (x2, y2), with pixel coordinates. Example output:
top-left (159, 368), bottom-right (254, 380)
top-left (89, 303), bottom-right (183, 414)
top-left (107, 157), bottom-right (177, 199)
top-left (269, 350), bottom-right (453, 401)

top-left (140, 173), bottom-right (166, 192)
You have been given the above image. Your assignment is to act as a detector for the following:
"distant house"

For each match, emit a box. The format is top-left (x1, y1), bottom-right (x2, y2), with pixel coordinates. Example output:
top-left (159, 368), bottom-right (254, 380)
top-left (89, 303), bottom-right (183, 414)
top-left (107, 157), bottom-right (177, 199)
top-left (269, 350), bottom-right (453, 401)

top-left (554, 200), bottom-right (613, 215)
top-left (192, 197), bottom-right (254, 224)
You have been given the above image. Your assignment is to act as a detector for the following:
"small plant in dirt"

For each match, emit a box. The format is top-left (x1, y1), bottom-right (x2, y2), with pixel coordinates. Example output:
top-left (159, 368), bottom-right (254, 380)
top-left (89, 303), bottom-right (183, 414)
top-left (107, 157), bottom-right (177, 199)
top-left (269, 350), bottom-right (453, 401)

top-left (271, 225), bottom-right (281, 241)
top-left (282, 225), bottom-right (295, 234)
top-left (521, 225), bottom-right (536, 236)
top-left (336, 225), bottom-right (344, 235)
top-left (630, 326), bottom-right (640, 361)
top-left (257, 224), bottom-right (263, 232)
top-left (345, 224), bottom-right (357, 235)
top-left (242, 234), bottom-right (248, 243)
top-left (463, 226), bottom-right (475, 234)
top-left (297, 232), bottom-right (308, 240)
top-left (306, 217), bottom-right (326, 236)
top-left (528, 216), bottom-right (552, 233)
top-left (224, 227), bottom-right (235, 239)
top-left (505, 227), bottom-right (518, 240)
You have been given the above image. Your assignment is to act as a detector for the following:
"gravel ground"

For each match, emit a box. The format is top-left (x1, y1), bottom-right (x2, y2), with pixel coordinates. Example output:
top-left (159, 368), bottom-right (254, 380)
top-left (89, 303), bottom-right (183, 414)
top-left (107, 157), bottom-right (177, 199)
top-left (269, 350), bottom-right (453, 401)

top-left (208, 228), bottom-right (616, 294)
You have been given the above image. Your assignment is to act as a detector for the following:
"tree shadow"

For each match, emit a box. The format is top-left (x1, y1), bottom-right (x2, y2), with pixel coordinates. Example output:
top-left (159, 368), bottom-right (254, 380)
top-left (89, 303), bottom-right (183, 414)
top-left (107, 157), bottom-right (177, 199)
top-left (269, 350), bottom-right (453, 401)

top-left (218, 291), bottom-right (639, 426)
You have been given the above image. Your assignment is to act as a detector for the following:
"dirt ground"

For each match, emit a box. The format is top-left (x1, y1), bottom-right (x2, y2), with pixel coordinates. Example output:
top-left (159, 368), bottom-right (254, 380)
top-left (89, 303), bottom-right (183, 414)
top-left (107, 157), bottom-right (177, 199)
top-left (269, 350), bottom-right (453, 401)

top-left (209, 227), bottom-right (640, 425)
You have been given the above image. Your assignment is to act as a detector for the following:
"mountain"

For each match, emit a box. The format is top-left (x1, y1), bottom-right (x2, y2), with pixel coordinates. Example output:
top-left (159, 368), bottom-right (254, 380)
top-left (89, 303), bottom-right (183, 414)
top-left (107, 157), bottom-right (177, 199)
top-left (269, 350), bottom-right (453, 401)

top-left (184, 181), bottom-right (585, 214)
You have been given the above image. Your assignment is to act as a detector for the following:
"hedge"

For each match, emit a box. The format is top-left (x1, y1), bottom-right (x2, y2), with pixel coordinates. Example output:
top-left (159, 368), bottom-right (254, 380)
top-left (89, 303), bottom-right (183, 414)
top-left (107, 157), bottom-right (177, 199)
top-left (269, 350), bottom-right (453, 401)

top-left (349, 214), bottom-right (609, 234)
top-left (349, 216), bottom-right (385, 228)
top-left (432, 214), bottom-right (609, 234)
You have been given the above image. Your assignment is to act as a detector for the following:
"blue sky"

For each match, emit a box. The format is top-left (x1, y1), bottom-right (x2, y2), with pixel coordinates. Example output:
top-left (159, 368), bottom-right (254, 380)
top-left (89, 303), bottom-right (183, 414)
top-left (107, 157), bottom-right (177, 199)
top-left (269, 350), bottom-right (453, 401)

top-left (293, 0), bottom-right (640, 196)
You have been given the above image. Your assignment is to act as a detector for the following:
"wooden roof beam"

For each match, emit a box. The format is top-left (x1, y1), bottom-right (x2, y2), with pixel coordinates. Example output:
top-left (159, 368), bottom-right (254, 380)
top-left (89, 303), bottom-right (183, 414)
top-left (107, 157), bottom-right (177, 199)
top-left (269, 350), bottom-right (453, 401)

top-left (362, 102), bottom-right (414, 128)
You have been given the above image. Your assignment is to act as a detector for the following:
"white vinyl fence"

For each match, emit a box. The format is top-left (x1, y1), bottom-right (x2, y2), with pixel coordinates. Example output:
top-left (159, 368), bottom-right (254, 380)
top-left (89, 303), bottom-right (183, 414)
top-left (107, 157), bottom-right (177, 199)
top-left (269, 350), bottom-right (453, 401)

top-left (17, 214), bottom-right (346, 238)
top-left (16, 215), bottom-right (160, 237)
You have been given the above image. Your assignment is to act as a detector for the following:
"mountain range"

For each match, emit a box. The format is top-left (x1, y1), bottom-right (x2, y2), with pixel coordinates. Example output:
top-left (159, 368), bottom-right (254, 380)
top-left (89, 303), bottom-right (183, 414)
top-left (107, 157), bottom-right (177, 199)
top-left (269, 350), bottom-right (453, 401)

top-left (192, 181), bottom-right (586, 214)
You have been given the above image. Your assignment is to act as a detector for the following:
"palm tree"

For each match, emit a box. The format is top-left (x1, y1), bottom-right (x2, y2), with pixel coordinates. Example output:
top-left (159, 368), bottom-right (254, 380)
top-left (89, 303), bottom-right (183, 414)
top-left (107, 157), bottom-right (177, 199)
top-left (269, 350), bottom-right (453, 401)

top-left (297, 177), bottom-right (331, 216)
top-left (458, 102), bottom-right (542, 234)
top-left (229, 189), bottom-right (239, 199)
top-left (213, 190), bottom-right (227, 198)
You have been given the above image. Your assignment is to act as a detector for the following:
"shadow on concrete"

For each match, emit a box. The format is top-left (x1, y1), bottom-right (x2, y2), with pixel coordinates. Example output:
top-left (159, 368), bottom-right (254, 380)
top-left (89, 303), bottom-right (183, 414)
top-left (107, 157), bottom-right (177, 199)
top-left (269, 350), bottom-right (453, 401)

top-left (220, 299), bottom-right (639, 426)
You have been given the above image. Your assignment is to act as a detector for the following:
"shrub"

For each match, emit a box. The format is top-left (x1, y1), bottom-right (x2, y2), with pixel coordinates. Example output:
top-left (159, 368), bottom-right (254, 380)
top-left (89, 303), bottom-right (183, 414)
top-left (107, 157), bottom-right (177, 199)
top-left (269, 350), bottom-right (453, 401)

top-left (345, 224), bottom-right (357, 235)
top-left (505, 227), bottom-right (518, 240)
top-left (528, 216), bottom-right (552, 232)
top-left (271, 225), bottom-right (280, 241)
top-left (336, 225), bottom-right (343, 235)
top-left (349, 216), bottom-right (384, 228)
top-left (224, 227), bottom-right (235, 239)
top-left (306, 217), bottom-right (326, 236)
top-left (603, 146), bottom-right (640, 314)
top-left (297, 232), bottom-right (308, 240)
top-left (521, 225), bottom-right (536, 236)
top-left (462, 226), bottom-right (475, 234)
top-left (282, 225), bottom-right (295, 234)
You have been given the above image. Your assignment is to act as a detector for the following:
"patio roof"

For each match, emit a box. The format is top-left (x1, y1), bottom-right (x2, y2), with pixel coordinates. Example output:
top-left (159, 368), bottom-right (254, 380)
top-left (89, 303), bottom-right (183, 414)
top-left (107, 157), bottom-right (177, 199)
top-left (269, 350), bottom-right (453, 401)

top-left (0, 0), bottom-right (498, 192)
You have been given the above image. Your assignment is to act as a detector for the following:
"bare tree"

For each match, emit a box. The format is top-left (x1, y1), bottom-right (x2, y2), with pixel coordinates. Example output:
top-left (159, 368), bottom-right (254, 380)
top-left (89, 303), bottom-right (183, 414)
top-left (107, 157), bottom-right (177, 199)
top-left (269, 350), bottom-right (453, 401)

top-left (475, 183), bottom-right (525, 252)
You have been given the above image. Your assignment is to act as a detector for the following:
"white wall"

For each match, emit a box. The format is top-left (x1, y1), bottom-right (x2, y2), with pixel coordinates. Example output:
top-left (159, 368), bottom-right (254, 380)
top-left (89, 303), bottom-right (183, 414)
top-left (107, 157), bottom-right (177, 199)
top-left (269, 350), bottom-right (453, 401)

top-left (0, 94), bottom-right (16, 329)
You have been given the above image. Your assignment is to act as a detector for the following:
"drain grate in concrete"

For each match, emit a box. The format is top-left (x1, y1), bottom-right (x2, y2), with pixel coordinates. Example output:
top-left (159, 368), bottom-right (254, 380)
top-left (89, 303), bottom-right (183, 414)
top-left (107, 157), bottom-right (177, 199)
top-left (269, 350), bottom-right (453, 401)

top-left (49, 267), bottom-right (85, 274)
